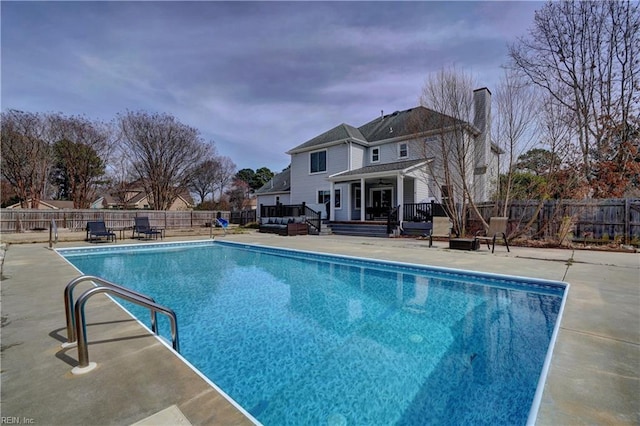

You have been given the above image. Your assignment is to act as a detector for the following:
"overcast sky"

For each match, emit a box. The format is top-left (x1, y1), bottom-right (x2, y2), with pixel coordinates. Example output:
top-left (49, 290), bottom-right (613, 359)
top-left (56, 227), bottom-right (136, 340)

top-left (1, 1), bottom-right (542, 173)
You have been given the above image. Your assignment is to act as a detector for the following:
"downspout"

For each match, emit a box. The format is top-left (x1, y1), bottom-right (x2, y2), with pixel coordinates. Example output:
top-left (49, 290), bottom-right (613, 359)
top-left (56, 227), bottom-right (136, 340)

top-left (397, 174), bottom-right (404, 229)
top-left (360, 177), bottom-right (365, 221)
top-left (330, 181), bottom-right (335, 222)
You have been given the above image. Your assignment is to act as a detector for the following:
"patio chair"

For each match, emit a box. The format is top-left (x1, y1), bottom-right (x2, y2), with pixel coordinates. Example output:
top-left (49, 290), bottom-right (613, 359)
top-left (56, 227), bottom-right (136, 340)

top-left (215, 217), bottom-right (228, 235)
top-left (132, 217), bottom-right (164, 240)
top-left (86, 221), bottom-right (117, 243)
top-left (475, 217), bottom-right (510, 253)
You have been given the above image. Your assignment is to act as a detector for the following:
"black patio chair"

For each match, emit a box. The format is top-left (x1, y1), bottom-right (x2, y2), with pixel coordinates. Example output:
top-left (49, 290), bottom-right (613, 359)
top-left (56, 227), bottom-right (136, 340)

top-left (86, 221), bottom-right (117, 243)
top-left (132, 217), bottom-right (164, 240)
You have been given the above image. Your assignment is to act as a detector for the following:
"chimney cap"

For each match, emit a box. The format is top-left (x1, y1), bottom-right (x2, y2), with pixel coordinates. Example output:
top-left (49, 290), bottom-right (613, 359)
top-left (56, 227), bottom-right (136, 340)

top-left (473, 87), bottom-right (492, 95)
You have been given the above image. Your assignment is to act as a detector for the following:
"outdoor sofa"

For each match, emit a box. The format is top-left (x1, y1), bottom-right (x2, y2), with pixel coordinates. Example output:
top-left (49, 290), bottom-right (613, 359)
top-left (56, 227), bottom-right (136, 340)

top-left (259, 216), bottom-right (308, 236)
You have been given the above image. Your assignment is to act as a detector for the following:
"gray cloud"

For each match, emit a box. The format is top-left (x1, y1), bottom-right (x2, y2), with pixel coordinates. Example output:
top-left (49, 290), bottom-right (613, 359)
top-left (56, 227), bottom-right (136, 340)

top-left (1, 1), bottom-right (541, 172)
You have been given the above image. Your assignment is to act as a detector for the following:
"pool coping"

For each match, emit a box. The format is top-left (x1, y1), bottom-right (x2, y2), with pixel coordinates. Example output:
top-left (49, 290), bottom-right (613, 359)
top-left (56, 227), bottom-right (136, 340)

top-left (1, 233), bottom-right (638, 425)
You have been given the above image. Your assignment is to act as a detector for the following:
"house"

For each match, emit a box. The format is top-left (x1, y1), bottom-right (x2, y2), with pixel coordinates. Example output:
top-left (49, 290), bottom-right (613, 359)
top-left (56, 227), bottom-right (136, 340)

top-left (5, 199), bottom-right (75, 210)
top-left (254, 168), bottom-right (291, 206)
top-left (92, 182), bottom-right (195, 211)
top-left (257, 88), bottom-right (500, 224)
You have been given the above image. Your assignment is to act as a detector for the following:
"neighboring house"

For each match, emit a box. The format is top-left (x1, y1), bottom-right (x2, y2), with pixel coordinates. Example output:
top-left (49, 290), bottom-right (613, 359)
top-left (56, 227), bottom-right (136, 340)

top-left (254, 168), bottom-right (291, 206)
top-left (5, 199), bottom-right (75, 210)
top-left (92, 182), bottom-right (195, 211)
top-left (257, 87), bottom-right (500, 222)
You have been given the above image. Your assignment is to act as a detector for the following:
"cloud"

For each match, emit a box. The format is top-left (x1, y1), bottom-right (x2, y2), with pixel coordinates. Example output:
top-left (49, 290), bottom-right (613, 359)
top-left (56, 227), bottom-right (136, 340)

top-left (1, 1), bottom-right (539, 172)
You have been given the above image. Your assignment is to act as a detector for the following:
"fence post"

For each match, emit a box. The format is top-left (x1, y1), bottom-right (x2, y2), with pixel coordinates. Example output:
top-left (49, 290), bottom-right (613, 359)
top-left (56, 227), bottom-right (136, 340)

top-left (624, 198), bottom-right (630, 245)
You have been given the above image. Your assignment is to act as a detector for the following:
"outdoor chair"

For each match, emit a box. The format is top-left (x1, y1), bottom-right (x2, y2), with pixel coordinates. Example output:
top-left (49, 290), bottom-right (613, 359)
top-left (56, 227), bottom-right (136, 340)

top-left (475, 217), bottom-right (510, 253)
top-left (132, 217), bottom-right (164, 240)
top-left (86, 221), bottom-right (117, 243)
top-left (215, 217), bottom-right (229, 235)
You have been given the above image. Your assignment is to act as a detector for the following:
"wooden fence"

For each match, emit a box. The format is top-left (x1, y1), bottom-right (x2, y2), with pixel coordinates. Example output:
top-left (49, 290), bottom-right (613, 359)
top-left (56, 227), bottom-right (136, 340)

top-left (469, 198), bottom-right (640, 245)
top-left (0, 209), bottom-right (257, 233)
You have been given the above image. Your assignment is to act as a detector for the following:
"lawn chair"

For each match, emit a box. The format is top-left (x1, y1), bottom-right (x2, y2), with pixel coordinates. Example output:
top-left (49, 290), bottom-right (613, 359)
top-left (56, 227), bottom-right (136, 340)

top-left (215, 217), bottom-right (229, 235)
top-left (132, 217), bottom-right (164, 240)
top-left (86, 221), bottom-right (117, 243)
top-left (475, 217), bottom-right (510, 253)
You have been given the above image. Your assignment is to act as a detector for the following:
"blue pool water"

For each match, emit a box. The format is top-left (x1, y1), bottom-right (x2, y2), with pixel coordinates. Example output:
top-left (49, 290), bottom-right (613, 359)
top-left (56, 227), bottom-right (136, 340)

top-left (60, 241), bottom-right (566, 425)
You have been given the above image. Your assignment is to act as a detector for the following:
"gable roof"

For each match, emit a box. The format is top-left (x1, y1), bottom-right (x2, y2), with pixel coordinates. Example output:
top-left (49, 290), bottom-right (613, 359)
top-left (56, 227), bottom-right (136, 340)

top-left (5, 199), bottom-right (74, 209)
top-left (329, 159), bottom-right (432, 181)
top-left (359, 106), bottom-right (468, 142)
top-left (287, 123), bottom-right (367, 154)
top-left (255, 168), bottom-right (291, 195)
top-left (287, 106), bottom-right (474, 154)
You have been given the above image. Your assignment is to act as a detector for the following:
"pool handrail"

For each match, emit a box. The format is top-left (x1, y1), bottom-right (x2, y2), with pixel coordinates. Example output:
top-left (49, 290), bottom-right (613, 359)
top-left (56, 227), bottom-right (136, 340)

top-left (49, 219), bottom-right (58, 249)
top-left (63, 275), bottom-right (158, 345)
top-left (72, 285), bottom-right (179, 374)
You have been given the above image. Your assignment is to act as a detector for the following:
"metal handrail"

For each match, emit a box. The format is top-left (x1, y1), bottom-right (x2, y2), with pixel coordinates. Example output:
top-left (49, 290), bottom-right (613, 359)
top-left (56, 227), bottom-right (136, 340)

top-left (63, 275), bottom-right (157, 345)
top-left (49, 219), bottom-right (58, 248)
top-left (73, 286), bottom-right (179, 373)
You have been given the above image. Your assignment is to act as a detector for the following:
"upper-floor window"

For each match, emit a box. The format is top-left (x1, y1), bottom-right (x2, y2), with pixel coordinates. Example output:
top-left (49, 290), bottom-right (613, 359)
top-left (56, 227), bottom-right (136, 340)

top-left (310, 150), bottom-right (327, 173)
top-left (371, 147), bottom-right (380, 163)
top-left (398, 143), bottom-right (408, 158)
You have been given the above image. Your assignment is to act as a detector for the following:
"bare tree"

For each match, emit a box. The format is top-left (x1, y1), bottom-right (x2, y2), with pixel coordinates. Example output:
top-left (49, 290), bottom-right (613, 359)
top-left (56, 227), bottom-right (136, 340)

top-left (102, 142), bottom-right (137, 208)
top-left (190, 157), bottom-right (220, 204)
top-left (48, 114), bottom-right (113, 208)
top-left (492, 69), bottom-right (540, 215)
top-left (212, 156), bottom-right (237, 202)
top-left (226, 178), bottom-right (251, 211)
top-left (419, 66), bottom-right (486, 235)
top-left (118, 111), bottom-right (210, 210)
top-left (509, 0), bottom-right (640, 189)
top-left (0, 110), bottom-right (51, 208)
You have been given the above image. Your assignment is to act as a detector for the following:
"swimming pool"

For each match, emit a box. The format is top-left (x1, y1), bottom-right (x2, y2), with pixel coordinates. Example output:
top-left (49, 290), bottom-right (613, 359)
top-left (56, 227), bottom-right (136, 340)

top-left (59, 240), bottom-right (568, 425)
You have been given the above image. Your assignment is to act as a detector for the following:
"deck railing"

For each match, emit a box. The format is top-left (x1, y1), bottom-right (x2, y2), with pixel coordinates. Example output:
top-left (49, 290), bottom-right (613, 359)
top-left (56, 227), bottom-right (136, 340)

top-left (402, 202), bottom-right (448, 222)
top-left (260, 202), bottom-right (321, 233)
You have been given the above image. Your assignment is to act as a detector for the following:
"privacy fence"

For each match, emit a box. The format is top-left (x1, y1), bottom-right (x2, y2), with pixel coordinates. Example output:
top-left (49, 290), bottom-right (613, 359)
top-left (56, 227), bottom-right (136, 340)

top-left (0, 209), bottom-right (257, 234)
top-left (468, 198), bottom-right (640, 245)
top-left (2, 199), bottom-right (638, 245)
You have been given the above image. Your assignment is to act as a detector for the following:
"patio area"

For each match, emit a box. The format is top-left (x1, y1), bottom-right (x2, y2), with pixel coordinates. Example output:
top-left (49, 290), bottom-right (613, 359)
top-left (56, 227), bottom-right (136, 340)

top-left (1, 231), bottom-right (638, 425)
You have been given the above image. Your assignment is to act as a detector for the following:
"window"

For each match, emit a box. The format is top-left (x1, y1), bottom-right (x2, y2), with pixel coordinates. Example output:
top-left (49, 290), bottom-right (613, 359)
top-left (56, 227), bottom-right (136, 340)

top-left (334, 189), bottom-right (341, 209)
top-left (398, 143), bottom-right (408, 158)
top-left (371, 147), bottom-right (380, 163)
top-left (317, 190), bottom-right (330, 204)
top-left (354, 186), bottom-right (361, 209)
top-left (310, 150), bottom-right (327, 173)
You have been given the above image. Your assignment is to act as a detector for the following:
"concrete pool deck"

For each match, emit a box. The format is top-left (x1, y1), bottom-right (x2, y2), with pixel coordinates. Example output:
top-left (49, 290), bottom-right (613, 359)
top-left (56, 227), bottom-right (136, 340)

top-left (1, 231), bottom-right (638, 425)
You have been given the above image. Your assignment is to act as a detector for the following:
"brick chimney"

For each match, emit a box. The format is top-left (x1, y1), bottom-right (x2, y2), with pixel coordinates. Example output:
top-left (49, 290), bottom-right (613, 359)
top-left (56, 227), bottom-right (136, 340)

top-left (473, 87), bottom-right (491, 171)
top-left (473, 87), bottom-right (492, 201)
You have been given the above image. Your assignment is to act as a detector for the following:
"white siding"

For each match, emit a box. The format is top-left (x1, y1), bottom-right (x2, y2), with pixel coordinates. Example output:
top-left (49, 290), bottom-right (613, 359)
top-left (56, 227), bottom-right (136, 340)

top-left (256, 193), bottom-right (290, 210)
top-left (414, 177), bottom-right (430, 202)
top-left (350, 143), bottom-right (365, 170)
top-left (332, 183), bottom-right (349, 221)
top-left (403, 178), bottom-right (414, 204)
top-left (290, 144), bottom-right (348, 207)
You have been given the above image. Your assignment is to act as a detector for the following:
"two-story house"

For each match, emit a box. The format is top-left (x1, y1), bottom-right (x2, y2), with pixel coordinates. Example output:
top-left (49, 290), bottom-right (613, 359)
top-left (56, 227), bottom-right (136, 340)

top-left (257, 87), bottom-right (499, 225)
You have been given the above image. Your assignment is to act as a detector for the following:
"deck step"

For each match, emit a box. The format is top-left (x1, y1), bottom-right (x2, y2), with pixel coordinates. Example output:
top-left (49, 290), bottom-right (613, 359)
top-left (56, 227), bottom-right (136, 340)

top-left (328, 223), bottom-right (390, 238)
